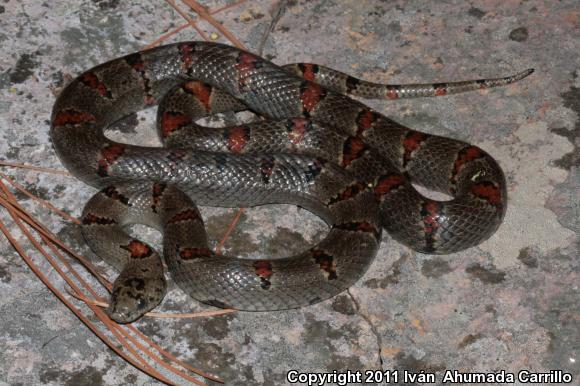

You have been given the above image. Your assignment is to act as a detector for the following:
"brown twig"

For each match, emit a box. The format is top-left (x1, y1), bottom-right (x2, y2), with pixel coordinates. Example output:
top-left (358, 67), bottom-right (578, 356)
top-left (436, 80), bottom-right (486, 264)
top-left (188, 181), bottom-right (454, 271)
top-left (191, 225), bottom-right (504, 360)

top-left (67, 287), bottom-right (236, 319)
top-left (215, 208), bottom-right (246, 256)
top-left (0, 194), bottom-right (110, 289)
top-left (258, 0), bottom-right (288, 55)
top-left (164, 0), bottom-right (210, 41)
top-left (147, 0), bottom-right (247, 49)
top-left (0, 1), bottom-right (260, 383)
top-left (181, 0), bottom-right (246, 49)
top-left (0, 172), bottom-right (80, 224)
top-left (0, 181), bottom-right (225, 384)
top-left (0, 198), bottom-right (179, 385)
top-left (0, 160), bottom-right (71, 176)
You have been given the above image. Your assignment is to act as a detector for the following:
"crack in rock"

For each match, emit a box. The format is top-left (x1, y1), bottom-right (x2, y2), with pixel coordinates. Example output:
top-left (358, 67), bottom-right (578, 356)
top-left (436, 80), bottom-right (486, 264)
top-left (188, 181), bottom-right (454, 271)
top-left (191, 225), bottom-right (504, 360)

top-left (347, 288), bottom-right (384, 368)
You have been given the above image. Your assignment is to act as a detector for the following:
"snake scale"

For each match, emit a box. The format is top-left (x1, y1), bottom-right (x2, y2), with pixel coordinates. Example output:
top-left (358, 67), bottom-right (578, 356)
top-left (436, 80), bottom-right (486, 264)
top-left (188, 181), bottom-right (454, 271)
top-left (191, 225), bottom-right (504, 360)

top-left (50, 42), bottom-right (532, 322)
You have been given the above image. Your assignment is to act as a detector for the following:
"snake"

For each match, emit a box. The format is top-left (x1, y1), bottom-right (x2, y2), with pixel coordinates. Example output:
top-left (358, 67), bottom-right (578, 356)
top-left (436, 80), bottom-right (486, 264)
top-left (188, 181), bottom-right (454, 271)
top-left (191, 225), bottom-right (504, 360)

top-left (50, 42), bottom-right (532, 323)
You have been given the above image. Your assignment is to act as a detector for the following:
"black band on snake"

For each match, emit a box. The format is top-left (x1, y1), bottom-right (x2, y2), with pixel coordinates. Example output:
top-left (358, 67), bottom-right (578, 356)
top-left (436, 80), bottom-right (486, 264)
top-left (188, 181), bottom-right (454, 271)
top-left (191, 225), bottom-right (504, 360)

top-left (50, 42), bottom-right (532, 323)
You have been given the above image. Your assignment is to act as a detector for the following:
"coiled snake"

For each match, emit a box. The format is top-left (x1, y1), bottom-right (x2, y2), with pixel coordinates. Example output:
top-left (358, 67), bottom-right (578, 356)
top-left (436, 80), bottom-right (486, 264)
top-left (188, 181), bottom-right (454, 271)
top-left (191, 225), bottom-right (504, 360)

top-left (50, 42), bottom-right (532, 322)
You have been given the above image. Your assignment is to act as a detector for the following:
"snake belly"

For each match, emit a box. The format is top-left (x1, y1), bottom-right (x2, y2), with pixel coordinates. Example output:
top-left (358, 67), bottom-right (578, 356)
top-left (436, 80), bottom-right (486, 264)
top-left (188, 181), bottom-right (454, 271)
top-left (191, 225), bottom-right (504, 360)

top-left (50, 42), bottom-right (516, 322)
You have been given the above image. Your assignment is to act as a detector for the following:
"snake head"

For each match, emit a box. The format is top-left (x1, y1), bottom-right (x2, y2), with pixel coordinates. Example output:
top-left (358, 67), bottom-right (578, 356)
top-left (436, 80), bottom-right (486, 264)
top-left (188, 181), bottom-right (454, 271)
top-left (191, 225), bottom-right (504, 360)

top-left (108, 276), bottom-right (167, 323)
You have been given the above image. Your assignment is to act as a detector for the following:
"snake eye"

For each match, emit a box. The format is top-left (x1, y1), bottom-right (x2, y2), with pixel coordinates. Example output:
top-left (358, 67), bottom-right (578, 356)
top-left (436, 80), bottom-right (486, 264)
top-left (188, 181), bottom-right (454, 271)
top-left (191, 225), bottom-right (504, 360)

top-left (136, 298), bottom-right (147, 310)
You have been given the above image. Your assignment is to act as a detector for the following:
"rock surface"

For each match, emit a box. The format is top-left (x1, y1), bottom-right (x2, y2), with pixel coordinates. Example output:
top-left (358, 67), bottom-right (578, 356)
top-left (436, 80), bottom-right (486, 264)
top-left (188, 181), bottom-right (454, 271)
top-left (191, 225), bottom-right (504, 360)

top-left (0, 0), bottom-right (577, 385)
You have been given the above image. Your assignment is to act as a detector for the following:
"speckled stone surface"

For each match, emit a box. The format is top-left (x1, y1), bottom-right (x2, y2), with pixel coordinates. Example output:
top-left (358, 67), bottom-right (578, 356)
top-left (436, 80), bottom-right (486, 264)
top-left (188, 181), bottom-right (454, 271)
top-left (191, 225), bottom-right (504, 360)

top-left (0, 1), bottom-right (578, 385)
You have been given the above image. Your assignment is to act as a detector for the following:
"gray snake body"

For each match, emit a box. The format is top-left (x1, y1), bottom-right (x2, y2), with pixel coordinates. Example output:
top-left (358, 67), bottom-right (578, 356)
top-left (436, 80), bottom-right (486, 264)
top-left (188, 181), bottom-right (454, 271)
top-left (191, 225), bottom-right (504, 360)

top-left (50, 42), bottom-right (531, 322)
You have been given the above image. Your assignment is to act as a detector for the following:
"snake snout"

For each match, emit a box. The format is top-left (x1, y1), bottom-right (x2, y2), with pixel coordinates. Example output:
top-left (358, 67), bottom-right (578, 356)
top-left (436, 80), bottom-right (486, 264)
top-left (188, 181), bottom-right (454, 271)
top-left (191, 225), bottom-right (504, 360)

top-left (108, 304), bottom-right (142, 324)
